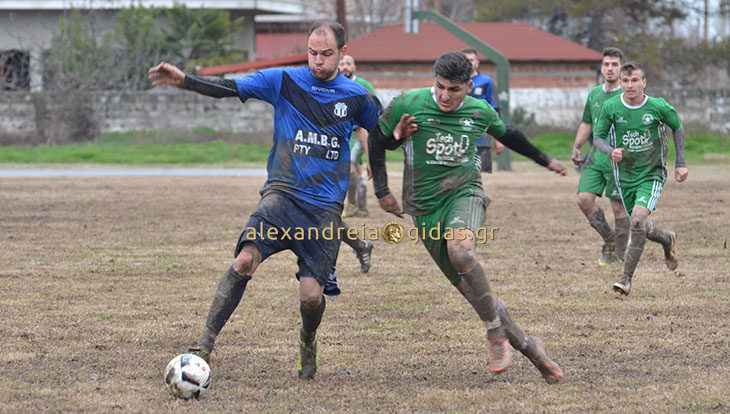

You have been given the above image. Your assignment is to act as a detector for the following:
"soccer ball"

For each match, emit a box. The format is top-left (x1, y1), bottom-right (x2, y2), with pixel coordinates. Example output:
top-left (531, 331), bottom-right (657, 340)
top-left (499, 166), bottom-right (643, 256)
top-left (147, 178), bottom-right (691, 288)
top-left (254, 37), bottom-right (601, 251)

top-left (163, 354), bottom-right (211, 399)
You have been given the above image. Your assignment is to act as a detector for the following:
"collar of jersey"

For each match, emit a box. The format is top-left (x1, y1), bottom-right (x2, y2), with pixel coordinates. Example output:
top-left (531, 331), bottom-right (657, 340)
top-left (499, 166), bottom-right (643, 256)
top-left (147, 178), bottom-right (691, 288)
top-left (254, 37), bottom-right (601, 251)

top-left (430, 87), bottom-right (466, 111)
top-left (620, 93), bottom-right (648, 109)
top-left (602, 83), bottom-right (621, 93)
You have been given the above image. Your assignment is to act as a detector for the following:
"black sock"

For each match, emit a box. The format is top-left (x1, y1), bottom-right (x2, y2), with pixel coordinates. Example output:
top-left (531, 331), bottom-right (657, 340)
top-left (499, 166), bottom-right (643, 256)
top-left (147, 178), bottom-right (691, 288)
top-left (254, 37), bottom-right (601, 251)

top-left (300, 296), bottom-right (326, 340)
top-left (622, 228), bottom-right (647, 279)
top-left (198, 266), bottom-right (251, 350)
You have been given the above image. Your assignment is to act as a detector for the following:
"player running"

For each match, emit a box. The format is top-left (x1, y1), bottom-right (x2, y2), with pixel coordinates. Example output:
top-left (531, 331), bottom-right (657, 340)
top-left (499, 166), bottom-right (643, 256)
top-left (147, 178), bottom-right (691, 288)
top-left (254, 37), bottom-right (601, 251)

top-left (368, 51), bottom-right (566, 383)
top-left (572, 47), bottom-right (630, 267)
top-left (149, 21), bottom-right (380, 379)
top-left (593, 61), bottom-right (688, 295)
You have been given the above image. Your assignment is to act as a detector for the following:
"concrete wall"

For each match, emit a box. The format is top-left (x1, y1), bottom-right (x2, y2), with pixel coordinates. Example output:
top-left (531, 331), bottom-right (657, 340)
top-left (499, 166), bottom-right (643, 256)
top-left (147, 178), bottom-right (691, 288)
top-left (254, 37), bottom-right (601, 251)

top-left (1, 87), bottom-right (728, 145)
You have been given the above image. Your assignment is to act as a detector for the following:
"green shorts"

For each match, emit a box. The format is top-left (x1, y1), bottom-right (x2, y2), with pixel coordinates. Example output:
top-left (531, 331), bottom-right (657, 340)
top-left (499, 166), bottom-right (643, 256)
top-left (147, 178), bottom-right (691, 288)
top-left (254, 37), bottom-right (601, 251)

top-left (577, 162), bottom-right (620, 200)
top-left (412, 188), bottom-right (489, 287)
top-left (618, 179), bottom-right (664, 216)
top-left (349, 133), bottom-right (364, 165)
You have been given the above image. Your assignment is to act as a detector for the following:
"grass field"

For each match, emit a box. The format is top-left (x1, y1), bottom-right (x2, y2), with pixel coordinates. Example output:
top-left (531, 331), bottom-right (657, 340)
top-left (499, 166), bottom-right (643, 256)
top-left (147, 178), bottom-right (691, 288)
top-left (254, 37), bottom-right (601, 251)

top-left (1, 163), bottom-right (728, 412)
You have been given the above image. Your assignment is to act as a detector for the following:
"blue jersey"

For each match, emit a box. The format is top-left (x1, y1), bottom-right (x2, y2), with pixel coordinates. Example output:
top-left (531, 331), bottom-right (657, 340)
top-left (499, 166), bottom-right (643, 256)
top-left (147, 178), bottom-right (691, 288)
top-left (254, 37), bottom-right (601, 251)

top-left (468, 72), bottom-right (497, 108)
top-left (235, 66), bottom-right (380, 209)
top-left (468, 72), bottom-right (499, 147)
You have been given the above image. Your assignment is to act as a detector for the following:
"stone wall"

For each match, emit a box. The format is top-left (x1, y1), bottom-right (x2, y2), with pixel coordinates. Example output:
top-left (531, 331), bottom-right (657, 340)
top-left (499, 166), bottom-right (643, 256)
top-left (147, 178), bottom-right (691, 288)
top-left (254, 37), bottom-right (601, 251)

top-left (1, 86), bottom-right (728, 145)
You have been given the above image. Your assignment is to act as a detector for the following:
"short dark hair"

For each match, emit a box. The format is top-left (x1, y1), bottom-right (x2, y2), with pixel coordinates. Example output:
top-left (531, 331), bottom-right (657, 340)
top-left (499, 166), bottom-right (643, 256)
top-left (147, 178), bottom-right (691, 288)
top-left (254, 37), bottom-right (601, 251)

top-left (434, 51), bottom-right (473, 84)
top-left (620, 61), bottom-right (645, 79)
top-left (308, 20), bottom-right (347, 49)
top-left (602, 47), bottom-right (623, 61)
top-left (461, 48), bottom-right (478, 57)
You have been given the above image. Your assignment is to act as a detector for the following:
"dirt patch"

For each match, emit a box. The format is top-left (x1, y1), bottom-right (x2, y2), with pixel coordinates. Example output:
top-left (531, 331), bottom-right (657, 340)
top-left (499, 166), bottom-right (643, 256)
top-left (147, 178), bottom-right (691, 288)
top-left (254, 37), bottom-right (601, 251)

top-left (0, 163), bottom-right (728, 412)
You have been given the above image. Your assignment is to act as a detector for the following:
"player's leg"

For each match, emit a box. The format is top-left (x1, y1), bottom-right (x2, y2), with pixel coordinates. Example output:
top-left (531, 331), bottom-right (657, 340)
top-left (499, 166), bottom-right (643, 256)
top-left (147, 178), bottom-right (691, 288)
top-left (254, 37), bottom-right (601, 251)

top-left (637, 180), bottom-right (678, 270)
top-left (189, 190), bottom-right (289, 361)
top-left (576, 165), bottom-right (617, 266)
top-left (610, 199), bottom-right (630, 262)
top-left (297, 271), bottom-right (326, 380)
top-left (339, 218), bottom-right (374, 274)
top-left (444, 191), bottom-right (512, 373)
top-left (344, 162), bottom-right (359, 217)
top-left (352, 141), bottom-right (368, 216)
top-left (606, 170), bottom-right (629, 262)
top-left (291, 205), bottom-right (342, 379)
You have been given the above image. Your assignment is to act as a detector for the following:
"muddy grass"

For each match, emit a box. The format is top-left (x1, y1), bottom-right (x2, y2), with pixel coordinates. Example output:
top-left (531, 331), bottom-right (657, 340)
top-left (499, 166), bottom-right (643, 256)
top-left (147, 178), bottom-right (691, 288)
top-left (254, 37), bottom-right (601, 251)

top-left (1, 163), bottom-right (728, 412)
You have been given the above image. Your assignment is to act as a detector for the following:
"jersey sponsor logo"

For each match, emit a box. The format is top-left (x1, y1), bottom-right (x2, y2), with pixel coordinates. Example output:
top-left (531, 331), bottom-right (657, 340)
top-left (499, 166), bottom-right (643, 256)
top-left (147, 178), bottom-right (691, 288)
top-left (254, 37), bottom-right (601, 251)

top-left (621, 130), bottom-right (652, 152)
top-left (459, 118), bottom-right (475, 131)
top-left (425, 132), bottom-right (470, 165)
top-left (311, 85), bottom-right (336, 94)
top-left (423, 118), bottom-right (441, 126)
top-left (293, 129), bottom-right (342, 161)
top-left (642, 113), bottom-right (654, 125)
top-left (334, 102), bottom-right (348, 118)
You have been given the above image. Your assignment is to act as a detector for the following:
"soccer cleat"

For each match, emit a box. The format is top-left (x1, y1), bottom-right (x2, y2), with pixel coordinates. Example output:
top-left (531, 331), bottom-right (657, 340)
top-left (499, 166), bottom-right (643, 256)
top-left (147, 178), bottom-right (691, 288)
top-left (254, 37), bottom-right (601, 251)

top-left (487, 327), bottom-right (513, 373)
top-left (298, 330), bottom-right (318, 379)
top-left (524, 336), bottom-right (564, 384)
top-left (185, 345), bottom-right (212, 364)
top-left (612, 275), bottom-right (631, 295)
top-left (664, 232), bottom-right (678, 271)
top-left (598, 241), bottom-right (617, 267)
top-left (354, 240), bottom-right (374, 274)
top-left (342, 204), bottom-right (359, 218)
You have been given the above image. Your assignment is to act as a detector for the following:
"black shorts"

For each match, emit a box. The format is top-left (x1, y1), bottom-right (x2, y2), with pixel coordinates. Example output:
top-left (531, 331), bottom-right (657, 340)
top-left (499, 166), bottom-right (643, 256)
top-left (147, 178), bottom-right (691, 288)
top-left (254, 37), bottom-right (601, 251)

top-left (235, 190), bottom-right (341, 286)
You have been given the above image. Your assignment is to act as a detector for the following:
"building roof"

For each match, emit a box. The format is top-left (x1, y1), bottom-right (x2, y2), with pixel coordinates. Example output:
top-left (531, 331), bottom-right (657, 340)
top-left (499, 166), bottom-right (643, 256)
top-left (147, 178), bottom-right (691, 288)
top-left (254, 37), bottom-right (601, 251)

top-left (0, 0), bottom-right (304, 13)
top-left (255, 32), bottom-right (308, 61)
top-left (200, 21), bottom-right (602, 76)
top-left (347, 22), bottom-right (601, 63)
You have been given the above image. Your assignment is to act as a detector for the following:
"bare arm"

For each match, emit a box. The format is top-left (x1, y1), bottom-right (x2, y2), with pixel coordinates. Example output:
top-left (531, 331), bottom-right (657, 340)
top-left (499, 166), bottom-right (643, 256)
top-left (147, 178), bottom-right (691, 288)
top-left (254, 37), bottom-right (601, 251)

top-left (355, 127), bottom-right (370, 178)
top-left (572, 122), bottom-right (593, 165)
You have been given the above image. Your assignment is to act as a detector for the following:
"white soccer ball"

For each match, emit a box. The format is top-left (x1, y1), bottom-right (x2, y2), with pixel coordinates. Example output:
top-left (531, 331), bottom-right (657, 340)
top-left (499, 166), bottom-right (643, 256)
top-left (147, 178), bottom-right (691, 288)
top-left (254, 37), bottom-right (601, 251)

top-left (163, 354), bottom-right (211, 399)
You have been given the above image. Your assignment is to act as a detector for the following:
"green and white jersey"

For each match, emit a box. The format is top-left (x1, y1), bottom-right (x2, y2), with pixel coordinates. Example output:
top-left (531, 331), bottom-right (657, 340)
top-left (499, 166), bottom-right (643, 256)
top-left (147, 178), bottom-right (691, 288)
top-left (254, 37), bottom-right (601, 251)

top-left (379, 87), bottom-right (506, 215)
top-left (582, 84), bottom-right (622, 170)
top-left (594, 94), bottom-right (681, 187)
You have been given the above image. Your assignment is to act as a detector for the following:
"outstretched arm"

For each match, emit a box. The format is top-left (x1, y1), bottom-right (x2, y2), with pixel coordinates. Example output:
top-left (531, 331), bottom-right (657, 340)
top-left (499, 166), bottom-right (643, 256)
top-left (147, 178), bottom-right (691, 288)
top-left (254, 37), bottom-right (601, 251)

top-left (498, 126), bottom-right (567, 176)
top-left (672, 127), bottom-right (688, 182)
top-left (148, 62), bottom-right (243, 101)
top-left (368, 124), bottom-right (404, 218)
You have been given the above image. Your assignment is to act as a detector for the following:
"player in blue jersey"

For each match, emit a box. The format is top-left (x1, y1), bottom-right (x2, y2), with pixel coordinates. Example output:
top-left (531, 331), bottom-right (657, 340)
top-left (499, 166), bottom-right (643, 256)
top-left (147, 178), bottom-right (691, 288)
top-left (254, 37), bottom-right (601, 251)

top-left (149, 20), bottom-right (380, 379)
top-left (462, 48), bottom-right (504, 173)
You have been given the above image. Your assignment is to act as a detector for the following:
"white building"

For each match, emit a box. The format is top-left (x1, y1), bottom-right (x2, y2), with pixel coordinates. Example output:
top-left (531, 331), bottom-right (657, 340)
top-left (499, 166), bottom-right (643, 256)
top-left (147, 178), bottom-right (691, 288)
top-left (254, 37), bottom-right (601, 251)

top-left (0, 0), bottom-right (305, 91)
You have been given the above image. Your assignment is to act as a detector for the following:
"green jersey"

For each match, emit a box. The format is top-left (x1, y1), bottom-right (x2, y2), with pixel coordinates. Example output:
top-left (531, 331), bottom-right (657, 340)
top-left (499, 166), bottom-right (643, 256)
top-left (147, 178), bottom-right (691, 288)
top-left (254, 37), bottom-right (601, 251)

top-left (594, 94), bottom-right (681, 186)
top-left (582, 84), bottom-right (622, 169)
top-left (353, 76), bottom-right (376, 96)
top-left (379, 87), bottom-right (506, 215)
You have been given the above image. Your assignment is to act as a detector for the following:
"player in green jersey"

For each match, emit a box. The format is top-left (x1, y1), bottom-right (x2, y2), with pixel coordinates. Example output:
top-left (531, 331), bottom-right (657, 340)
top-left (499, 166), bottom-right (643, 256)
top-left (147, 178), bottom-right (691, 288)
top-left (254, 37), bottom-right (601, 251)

top-left (593, 62), bottom-right (688, 296)
top-left (339, 55), bottom-right (376, 218)
top-left (368, 51), bottom-right (566, 383)
top-left (572, 47), bottom-right (630, 267)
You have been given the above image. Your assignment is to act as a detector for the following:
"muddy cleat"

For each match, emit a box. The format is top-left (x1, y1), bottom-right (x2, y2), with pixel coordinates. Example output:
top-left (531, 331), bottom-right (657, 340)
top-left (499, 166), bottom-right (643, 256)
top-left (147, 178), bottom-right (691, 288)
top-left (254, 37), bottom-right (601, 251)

top-left (354, 240), bottom-right (374, 273)
top-left (598, 241), bottom-right (617, 267)
top-left (612, 275), bottom-right (631, 296)
top-left (524, 336), bottom-right (564, 384)
top-left (664, 232), bottom-right (678, 271)
top-left (298, 331), bottom-right (318, 379)
top-left (342, 204), bottom-right (359, 218)
top-left (487, 327), bottom-right (513, 373)
top-left (185, 345), bottom-right (212, 363)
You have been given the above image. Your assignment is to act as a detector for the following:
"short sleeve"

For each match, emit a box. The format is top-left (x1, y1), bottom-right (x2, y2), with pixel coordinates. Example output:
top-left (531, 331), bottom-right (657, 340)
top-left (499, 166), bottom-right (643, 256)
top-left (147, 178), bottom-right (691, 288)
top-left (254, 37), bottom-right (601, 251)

top-left (659, 98), bottom-right (682, 131)
top-left (581, 95), bottom-right (593, 123)
top-left (234, 68), bottom-right (281, 104)
top-left (593, 103), bottom-right (612, 139)
top-left (377, 93), bottom-right (407, 136)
